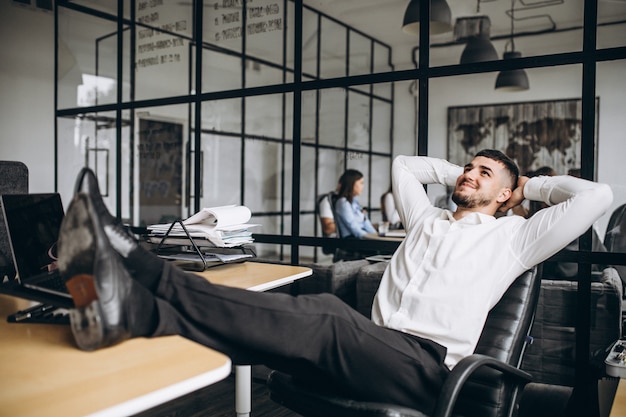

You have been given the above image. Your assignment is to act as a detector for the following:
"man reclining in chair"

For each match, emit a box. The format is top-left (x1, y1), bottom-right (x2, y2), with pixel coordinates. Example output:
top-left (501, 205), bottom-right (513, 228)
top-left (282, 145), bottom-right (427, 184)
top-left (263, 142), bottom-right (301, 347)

top-left (57, 150), bottom-right (612, 415)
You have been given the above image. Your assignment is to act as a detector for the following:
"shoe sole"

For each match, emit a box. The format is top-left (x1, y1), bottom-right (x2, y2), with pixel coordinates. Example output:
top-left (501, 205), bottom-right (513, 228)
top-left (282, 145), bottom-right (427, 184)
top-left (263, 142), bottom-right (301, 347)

top-left (59, 195), bottom-right (106, 351)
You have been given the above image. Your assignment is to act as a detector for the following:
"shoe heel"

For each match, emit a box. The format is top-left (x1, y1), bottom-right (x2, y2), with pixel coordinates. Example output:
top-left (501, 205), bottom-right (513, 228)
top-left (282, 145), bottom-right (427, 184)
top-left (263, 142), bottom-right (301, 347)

top-left (65, 274), bottom-right (98, 308)
top-left (69, 302), bottom-right (105, 351)
top-left (66, 274), bottom-right (104, 351)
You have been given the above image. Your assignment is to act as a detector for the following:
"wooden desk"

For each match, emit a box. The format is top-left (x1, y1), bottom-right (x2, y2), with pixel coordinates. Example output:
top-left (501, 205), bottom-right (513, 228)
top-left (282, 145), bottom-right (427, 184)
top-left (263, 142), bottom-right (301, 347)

top-left (0, 295), bottom-right (231, 417)
top-left (363, 232), bottom-right (405, 242)
top-left (610, 379), bottom-right (626, 417)
top-left (0, 261), bottom-right (311, 417)
top-left (196, 261), bottom-right (312, 417)
top-left (196, 261), bottom-right (312, 292)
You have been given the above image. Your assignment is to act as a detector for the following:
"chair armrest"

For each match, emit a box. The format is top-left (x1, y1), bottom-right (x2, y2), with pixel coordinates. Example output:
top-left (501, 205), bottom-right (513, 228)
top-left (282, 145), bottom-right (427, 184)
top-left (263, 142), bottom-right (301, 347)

top-left (433, 354), bottom-right (533, 417)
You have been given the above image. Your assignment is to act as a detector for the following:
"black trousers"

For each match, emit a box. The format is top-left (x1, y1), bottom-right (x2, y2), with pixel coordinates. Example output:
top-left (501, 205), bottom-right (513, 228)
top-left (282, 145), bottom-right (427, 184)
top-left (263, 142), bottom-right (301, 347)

top-left (150, 262), bottom-right (450, 413)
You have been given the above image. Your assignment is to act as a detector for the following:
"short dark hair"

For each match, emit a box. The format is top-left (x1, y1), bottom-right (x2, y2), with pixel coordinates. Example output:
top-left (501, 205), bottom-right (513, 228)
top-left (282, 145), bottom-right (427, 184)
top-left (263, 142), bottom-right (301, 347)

top-left (475, 149), bottom-right (519, 189)
top-left (338, 169), bottom-right (364, 202)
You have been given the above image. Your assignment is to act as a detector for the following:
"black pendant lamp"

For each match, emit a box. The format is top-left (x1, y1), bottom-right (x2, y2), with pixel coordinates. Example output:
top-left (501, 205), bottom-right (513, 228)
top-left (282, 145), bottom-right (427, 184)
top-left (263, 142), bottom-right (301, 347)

top-left (495, 0), bottom-right (530, 91)
top-left (457, 16), bottom-right (498, 64)
top-left (402, 0), bottom-right (453, 35)
top-left (495, 51), bottom-right (530, 91)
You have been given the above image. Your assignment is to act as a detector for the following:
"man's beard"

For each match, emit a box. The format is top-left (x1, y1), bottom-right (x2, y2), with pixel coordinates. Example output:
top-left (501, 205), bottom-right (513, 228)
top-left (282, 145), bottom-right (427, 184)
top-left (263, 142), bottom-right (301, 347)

top-left (451, 189), bottom-right (492, 209)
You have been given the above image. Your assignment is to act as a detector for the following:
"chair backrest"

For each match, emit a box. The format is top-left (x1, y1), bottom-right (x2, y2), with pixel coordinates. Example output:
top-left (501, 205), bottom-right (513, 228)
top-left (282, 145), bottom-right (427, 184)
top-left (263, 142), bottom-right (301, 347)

top-left (604, 203), bottom-right (626, 286)
top-left (0, 161), bottom-right (29, 279)
top-left (454, 265), bottom-right (541, 417)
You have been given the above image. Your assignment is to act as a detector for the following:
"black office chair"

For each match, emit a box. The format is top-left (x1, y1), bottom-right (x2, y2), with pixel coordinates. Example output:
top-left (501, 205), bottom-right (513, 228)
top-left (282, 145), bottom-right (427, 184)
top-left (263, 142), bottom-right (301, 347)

top-left (267, 266), bottom-right (541, 417)
top-left (604, 203), bottom-right (626, 287)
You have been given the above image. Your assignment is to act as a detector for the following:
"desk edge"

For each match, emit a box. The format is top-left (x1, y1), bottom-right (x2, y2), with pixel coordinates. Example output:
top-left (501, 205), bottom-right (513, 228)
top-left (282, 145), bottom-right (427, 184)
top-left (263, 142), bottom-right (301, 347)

top-left (86, 358), bottom-right (232, 417)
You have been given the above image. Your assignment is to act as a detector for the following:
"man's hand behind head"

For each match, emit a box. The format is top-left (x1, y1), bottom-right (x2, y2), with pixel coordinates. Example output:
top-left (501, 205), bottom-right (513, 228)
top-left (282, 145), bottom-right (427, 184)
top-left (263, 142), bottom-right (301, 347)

top-left (499, 176), bottom-right (529, 213)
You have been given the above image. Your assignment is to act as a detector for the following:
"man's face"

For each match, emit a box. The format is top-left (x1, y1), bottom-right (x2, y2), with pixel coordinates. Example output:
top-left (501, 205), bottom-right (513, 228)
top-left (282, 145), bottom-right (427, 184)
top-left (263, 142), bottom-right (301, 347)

top-left (452, 156), bottom-right (510, 209)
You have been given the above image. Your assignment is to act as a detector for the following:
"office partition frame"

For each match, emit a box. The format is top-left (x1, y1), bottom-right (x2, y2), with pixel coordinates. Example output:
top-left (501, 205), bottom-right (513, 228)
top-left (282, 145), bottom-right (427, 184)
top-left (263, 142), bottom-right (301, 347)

top-left (54, 0), bottom-right (394, 263)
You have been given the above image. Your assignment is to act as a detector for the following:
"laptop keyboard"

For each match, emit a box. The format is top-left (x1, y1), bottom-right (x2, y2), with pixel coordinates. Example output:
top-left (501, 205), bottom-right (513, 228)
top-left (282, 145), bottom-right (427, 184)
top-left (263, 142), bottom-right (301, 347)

top-left (28, 272), bottom-right (69, 295)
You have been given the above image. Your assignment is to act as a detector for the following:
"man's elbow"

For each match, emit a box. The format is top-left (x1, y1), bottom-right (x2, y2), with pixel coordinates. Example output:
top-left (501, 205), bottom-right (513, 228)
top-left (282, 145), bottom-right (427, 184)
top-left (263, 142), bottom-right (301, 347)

top-left (392, 155), bottom-right (406, 171)
top-left (582, 183), bottom-right (614, 217)
top-left (596, 183), bottom-right (614, 212)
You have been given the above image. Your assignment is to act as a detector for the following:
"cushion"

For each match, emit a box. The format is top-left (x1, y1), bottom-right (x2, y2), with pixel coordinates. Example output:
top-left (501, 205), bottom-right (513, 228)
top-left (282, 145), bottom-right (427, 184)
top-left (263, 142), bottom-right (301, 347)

top-left (295, 259), bottom-right (371, 308)
top-left (355, 261), bottom-right (388, 318)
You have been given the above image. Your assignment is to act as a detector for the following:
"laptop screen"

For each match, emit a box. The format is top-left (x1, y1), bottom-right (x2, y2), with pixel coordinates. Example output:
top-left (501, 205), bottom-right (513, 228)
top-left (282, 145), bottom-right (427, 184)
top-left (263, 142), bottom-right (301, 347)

top-left (1, 194), bottom-right (64, 283)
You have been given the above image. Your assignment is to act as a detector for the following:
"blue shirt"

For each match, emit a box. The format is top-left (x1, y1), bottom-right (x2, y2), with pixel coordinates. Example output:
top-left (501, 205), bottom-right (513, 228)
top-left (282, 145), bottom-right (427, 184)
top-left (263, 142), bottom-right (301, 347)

top-left (334, 196), bottom-right (376, 239)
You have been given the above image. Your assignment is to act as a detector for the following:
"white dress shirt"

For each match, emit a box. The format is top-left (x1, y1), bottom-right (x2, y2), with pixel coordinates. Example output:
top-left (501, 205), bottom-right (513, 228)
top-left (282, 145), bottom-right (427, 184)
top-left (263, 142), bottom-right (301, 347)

top-left (382, 191), bottom-right (402, 227)
top-left (371, 156), bottom-right (613, 369)
top-left (319, 193), bottom-right (334, 219)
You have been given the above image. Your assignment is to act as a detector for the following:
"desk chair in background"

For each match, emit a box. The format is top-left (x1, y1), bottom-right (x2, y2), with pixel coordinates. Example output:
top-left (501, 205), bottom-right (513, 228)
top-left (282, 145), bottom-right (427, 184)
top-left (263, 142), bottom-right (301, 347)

top-left (268, 266), bottom-right (541, 417)
top-left (604, 203), bottom-right (626, 338)
top-left (605, 203), bottom-right (626, 288)
top-left (0, 161), bottom-right (28, 280)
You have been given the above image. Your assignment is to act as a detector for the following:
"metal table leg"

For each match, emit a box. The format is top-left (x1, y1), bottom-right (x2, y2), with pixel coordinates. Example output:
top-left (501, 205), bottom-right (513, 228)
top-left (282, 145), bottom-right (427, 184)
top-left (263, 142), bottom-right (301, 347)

top-left (235, 365), bottom-right (251, 417)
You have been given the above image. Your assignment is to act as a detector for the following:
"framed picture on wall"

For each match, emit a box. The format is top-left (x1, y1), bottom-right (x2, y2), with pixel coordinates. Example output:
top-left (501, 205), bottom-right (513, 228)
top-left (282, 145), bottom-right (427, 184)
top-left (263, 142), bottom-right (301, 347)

top-left (137, 118), bottom-right (184, 226)
top-left (447, 98), bottom-right (599, 177)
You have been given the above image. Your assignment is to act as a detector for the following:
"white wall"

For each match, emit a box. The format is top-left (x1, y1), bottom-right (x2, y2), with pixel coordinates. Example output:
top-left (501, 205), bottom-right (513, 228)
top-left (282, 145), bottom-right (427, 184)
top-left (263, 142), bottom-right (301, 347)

top-left (0, 3), bottom-right (55, 193)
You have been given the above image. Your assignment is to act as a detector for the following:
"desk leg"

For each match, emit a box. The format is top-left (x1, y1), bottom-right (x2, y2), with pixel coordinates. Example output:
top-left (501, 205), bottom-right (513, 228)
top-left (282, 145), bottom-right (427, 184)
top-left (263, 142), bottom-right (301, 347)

top-left (235, 365), bottom-right (251, 417)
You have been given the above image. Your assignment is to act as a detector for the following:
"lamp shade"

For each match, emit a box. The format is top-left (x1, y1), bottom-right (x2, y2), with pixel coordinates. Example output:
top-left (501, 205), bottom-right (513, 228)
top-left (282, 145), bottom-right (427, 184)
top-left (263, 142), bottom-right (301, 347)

top-left (495, 51), bottom-right (530, 91)
top-left (402, 0), bottom-right (453, 35)
top-left (459, 34), bottom-right (499, 64)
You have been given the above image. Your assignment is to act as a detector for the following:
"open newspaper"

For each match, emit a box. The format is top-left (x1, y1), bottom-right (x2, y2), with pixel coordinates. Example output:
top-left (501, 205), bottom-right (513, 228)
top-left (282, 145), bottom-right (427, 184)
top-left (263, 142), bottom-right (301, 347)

top-left (148, 205), bottom-right (259, 248)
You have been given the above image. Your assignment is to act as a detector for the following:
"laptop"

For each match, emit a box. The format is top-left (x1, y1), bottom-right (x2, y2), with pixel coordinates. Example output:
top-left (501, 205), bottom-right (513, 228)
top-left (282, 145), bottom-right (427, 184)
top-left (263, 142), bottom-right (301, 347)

top-left (1, 193), bottom-right (72, 306)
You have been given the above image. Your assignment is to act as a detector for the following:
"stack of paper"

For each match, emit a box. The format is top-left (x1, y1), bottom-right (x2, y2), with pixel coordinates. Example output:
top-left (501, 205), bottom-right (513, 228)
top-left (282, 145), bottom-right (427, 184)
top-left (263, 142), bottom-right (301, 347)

top-left (148, 205), bottom-right (259, 248)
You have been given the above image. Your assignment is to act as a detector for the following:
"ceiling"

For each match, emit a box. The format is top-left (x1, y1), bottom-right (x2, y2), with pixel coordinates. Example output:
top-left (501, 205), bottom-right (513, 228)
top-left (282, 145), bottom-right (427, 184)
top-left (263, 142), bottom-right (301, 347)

top-left (304, 0), bottom-right (626, 50)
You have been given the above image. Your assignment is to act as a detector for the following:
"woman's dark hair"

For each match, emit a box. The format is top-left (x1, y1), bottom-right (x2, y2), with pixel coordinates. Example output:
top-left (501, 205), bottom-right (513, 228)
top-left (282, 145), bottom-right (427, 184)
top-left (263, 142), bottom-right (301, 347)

top-left (337, 169), bottom-right (364, 203)
top-left (475, 149), bottom-right (519, 189)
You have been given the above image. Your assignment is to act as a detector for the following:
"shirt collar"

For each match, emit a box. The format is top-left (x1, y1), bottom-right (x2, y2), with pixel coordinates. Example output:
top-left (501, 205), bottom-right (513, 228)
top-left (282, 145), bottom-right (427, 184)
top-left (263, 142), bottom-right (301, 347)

top-left (440, 210), bottom-right (496, 225)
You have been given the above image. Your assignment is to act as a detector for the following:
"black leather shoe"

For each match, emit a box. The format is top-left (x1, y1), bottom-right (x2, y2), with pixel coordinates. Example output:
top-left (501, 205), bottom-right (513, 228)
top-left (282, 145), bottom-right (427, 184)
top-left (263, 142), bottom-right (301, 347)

top-left (58, 193), bottom-right (151, 351)
top-left (74, 168), bottom-right (148, 260)
top-left (74, 167), bottom-right (135, 242)
top-left (73, 167), bottom-right (119, 225)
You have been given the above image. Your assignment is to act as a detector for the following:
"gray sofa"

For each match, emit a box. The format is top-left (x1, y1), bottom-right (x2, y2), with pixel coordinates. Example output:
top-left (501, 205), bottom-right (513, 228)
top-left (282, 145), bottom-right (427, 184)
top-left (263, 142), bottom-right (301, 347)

top-left (294, 259), bottom-right (371, 308)
top-left (520, 268), bottom-right (622, 386)
top-left (355, 261), bottom-right (388, 317)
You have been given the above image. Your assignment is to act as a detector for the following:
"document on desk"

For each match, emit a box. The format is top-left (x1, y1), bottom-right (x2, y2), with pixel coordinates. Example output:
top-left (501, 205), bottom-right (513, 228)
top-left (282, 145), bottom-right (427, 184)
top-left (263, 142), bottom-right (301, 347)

top-left (184, 205), bottom-right (251, 227)
top-left (158, 252), bottom-right (254, 270)
top-left (148, 205), bottom-right (259, 247)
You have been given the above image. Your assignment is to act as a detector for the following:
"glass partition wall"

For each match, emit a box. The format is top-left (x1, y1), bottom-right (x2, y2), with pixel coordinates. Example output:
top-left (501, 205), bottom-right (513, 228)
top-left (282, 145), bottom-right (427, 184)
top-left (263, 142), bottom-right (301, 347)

top-left (56, 1), bottom-right (625, 414)
top-left (55, 0), bottom-right (394, 263)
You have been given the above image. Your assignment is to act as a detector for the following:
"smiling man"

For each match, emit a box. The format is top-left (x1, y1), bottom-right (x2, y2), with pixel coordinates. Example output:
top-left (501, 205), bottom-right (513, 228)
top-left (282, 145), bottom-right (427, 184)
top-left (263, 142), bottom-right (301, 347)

top-left (372, 149), bottom-right (611, 369)
top-left (57, 150), bottom-right (612, 415)
top-left (452, 151), bottom-right (519, 215)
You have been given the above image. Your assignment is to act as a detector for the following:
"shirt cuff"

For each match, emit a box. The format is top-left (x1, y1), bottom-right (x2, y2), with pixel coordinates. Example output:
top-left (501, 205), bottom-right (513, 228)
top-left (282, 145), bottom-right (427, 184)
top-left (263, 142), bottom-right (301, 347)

top-left (522, 176), bottom-right (548, 202)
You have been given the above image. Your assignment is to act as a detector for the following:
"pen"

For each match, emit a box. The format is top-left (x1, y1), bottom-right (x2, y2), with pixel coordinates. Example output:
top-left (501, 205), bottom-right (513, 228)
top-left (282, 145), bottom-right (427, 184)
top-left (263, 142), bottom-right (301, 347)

top-left (13, 303), bottom-right (56, 322)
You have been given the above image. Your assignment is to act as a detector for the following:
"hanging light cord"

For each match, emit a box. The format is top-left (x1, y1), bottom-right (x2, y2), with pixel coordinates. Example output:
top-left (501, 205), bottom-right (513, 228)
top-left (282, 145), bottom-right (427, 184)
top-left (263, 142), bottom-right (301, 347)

top-left (510, 0), bottom-right (516, 52)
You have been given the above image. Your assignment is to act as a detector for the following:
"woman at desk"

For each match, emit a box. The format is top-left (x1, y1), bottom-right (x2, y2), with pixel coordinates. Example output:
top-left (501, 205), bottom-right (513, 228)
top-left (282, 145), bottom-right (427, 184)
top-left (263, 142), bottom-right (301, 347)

top-left (333, 169), bottom-right (376, 239)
